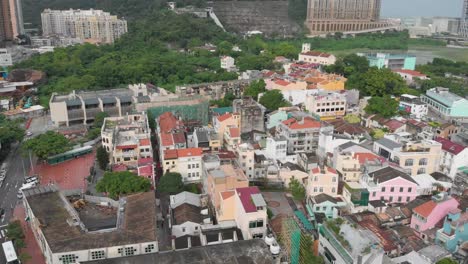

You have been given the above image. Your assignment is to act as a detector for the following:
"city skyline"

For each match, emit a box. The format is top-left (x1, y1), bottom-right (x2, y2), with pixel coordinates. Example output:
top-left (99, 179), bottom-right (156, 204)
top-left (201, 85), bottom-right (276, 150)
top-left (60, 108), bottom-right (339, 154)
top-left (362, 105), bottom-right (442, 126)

top-left (382, 0), bottom-right (463, 18)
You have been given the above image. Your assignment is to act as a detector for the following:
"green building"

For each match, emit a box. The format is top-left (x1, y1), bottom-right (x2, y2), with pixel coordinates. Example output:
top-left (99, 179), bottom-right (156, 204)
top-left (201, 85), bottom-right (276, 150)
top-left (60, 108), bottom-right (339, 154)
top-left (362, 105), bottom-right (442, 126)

top-left (358, 52), bottom-right (417, 70)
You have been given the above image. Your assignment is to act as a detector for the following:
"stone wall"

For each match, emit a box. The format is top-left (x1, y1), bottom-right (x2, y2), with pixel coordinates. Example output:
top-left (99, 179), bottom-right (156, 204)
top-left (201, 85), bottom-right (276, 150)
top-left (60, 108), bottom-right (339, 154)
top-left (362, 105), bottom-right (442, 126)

top-left (211, 1), bottom-right (300, 37)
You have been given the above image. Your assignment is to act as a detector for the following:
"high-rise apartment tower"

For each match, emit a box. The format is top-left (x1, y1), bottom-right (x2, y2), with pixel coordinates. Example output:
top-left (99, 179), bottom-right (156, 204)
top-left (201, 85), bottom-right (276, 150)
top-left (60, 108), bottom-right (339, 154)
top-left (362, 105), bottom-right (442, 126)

top-left (0, 0), bottom-right (24, 42)
top-left (305, 0), bottom-right (390, 35)
top-left (460, 0), bottom-right (468, 38)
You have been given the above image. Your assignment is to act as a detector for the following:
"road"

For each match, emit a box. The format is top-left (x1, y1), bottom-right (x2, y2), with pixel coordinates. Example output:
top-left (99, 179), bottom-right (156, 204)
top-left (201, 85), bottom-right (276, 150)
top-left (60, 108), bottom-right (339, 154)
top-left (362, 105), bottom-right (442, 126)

top-left (0, 143), bottom-right (31, 264)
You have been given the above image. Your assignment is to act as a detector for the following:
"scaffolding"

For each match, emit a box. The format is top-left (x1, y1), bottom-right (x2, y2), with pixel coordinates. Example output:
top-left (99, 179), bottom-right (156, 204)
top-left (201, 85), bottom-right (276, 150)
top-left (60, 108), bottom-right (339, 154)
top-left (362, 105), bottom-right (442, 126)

top-left (276, 216), bottom-right (318, 264)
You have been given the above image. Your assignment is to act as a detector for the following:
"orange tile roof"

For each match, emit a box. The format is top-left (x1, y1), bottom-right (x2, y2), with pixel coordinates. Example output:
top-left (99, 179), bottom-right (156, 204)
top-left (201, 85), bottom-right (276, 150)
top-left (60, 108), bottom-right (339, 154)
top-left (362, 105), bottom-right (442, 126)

top-left (413, 200), bottom-right (437, 218)
top-left (353, 153), bottom-right (379, 165)
top-left (159, 112), bottom-right (184, 133)
top-left (221, 191), bottom-right (235, 200)
top-left (217, 113), bottom-right (232, 122)
top-left (311, 166), bottom-right (337, 174)
top-left (305, 77), bottom-right (325, 84)
top-left (275, 79), bottom-right (290, 86)
top-left (282, 117), bottom-right (321, 130)
top-left (160, 133), bottom-right (174, 147)
top-left (139, 138), bottom-right (151, 146)
top-left (163, 149), bottom-right (178, 159)
top-left (177, 148), bottom-right (203, 157)
top-left (229, 127), bottom-right (240, 138)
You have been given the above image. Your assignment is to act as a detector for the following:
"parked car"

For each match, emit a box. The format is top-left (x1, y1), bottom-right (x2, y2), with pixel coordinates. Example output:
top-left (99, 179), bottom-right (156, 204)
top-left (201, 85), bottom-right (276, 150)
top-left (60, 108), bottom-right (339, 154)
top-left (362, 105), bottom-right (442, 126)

top-left (26, 131), bottom-right (33, 136)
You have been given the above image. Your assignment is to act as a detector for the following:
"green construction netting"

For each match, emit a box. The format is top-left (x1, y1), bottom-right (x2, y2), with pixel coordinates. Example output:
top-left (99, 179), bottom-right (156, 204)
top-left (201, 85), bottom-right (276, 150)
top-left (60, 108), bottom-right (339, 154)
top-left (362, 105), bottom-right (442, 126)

top-left (294, 210), bottom-right (314, 231)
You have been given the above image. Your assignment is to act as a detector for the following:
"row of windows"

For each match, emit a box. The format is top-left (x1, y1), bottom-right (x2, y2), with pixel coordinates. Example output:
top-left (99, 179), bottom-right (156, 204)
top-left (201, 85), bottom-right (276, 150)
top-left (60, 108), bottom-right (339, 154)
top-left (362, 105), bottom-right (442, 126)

top-left (249, 219), bottom-right (264, 228)
top-left (402, 158), bottom-right (428, 166)
top-left (317, 101), bottom-right (345, 106)
top-left (382, 196), bottom-right (411, 203)
top-left (187, 163), bottom-right (200, 169)
top-left (316, 107), bottom-right (345, 112)
top-left (380, 187), bottom-right (412, 193)
top-left (313, 187), bottom-right (336, 193)
top-left (312, 176), bottom-right (337, 182)
top-left (187, 172), bottom-right (200, 178)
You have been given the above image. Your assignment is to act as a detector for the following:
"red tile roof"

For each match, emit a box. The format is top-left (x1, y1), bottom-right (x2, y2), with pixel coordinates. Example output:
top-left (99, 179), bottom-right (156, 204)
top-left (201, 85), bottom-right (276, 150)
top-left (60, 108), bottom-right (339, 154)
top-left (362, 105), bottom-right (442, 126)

top-left (311, 166), bottom-right (337, 174)
top-left (139, 138), bottom-right (151, 146)
top-left (172, 132), bottom-right (186, 144)
top-left (274, 79), bottom-right (290, 86)
top-left (384, 120), bottom-right (405, 131)
top-left (112, 164), bottom-right (128, 172)
top-left (158, 112), bottom-right (184, 133)
top-left (217, 113), bottom-right (232, 122)
top-left (406, 119), bottom-right (428, 128)
top-left (163, 149), bottom-right (178, 159)
top-left (221, 191), bottom-right (235, 200)
top-left (116, 144), bottom-right (138, 150)
top-left (138, 157), bottom-right (153, 166)
top-left (282, 117), bottom-right (321, 130)
top-left (236, 186), bottom-right (261, 213)
top-left (435, 137), bottom-right (466, 155)
top-left (138, 164), bottom-right (153, 177)
top-left (393, 69), bottom-right (427, 77)
top-left (160, 133), bottom-right (174, 147)
top-left (229, 127), bottom-right (240, 138)
top-left (164, 148), bottom-right (203, 159)
top-left (301, 51), bottom-right (332, 58)
top-left (413, 200), bottom-right (438, 218)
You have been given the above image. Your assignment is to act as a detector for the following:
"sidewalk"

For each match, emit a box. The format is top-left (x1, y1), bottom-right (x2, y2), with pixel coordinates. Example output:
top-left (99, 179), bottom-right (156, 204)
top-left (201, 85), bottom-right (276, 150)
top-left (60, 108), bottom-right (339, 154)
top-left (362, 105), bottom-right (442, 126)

top-left (12, 205), bottom-right (46, 264)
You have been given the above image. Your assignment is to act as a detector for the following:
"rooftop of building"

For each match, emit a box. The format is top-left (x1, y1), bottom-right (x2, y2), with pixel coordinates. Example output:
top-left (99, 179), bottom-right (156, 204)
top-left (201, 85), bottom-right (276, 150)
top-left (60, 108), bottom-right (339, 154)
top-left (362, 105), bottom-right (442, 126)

top-left (82, 239), bottom-right (273, 264)
top-left (326, 119), bottom-right (366, 135)
top-left (434, 137), bottom-right (466, 155)
top-left (425, 87), bottom-right (467, 107)
top-left (413, 193), bottom-right (458, 218)
top-left (173, 203), bottom-right (204, 225)
top-left (170, 191), bottom-right (201, 209)
top-left (368, 166), bottom-right (417, 185)
top-left (417, 245), bottom-right (451, 263)
top-left (24, 186), bottom-right (157, 253)
top-left (52, 88), bottom-right (133, 103)
top-left (282, 116), bottom-right (321, 130)
top-left (235, 187), bottom-right (266, 213)
top-left (375, 137), bottom-right (403, 150)
top-left (300, 50), bottom-right (333, 58)
top-left (312, 193), bottom-right (341, 204)
top-left (207, 164), bottom-right (248, 183)
top-left (164, 148), bottom-right (203, 160)
top-left (393, 69), bottom-right (427, 77)
top-left (311, 166), bottom-right (337, 175)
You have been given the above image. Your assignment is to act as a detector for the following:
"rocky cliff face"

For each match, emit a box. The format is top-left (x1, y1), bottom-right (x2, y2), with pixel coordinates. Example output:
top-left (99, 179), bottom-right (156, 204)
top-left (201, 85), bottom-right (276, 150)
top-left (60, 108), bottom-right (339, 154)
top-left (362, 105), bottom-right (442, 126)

top-left (211, 1), bottom-right (301, 37)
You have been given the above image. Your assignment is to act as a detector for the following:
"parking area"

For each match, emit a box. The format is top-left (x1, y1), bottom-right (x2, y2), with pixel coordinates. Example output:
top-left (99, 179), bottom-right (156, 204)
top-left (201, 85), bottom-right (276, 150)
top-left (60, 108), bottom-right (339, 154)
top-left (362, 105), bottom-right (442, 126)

top-left (262, 192), bottom-right (295, 217)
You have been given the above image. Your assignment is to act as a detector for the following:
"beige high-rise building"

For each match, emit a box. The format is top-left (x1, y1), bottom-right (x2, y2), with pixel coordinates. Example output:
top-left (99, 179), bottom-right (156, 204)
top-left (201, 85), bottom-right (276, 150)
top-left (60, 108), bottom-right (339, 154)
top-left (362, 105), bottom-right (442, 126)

top-left (305, 0), bottom-right (389, 35)
top-left (41, 9), bottom-right (127, 44)
top-left (0, 0), bottom-right (24, 42)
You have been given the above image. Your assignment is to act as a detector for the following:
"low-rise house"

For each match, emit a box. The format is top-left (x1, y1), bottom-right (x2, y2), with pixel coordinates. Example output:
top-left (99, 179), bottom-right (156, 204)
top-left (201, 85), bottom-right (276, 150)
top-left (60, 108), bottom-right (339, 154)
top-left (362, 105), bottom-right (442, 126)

top-left (157, 112), bottom-right (187, 160)
top-left (421, 87), bottom-right (468, 122)
top-left (163, 148), bottom-right (203, 183)
top-left (436, 208), bottom-right (468, 253)
top-left (412, 173), bottom-right (452, 196)
top-left (435, 123), bottom-right (460, 139)
top-left (393, 69), bottom-right (429, 84)
top-left (435, 137), bottom-right (468, 179)
top-left (362, 166), bottom-right (419, 204)
top-left (223, 127), bottom-right (241, 151)
top-left (170, 192), bottom-right (210, 238)
top-left (307, 166), bottom-right (339, 197)
top-left (399, 94), bottom-right (428, 119)
top-left (233, 187), bottom-right (267, 239)
top-left (410, 193), bottom-right (459, 238)
top-left (342, 181), bottom-right (370, 213)
top-left (279, 162), bottom-right (308, 187)
top-left (307, 193), bottom-right (346, 219)
top-left (212, 112), bottom-right (240, 141)
top-left (298, 44), bottom-right (336, 65)
top-left (264, 136), bottom-right (288, 161)
top-left (326, 119), bottom-right (367, 140)
top-left (220, 56), bottom-right (236, 72)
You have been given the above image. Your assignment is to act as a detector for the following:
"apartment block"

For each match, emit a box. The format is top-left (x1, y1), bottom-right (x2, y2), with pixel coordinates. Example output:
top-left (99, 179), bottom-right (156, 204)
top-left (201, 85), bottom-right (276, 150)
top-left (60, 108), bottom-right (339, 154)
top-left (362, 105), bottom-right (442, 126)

top-left (358, 52), bottom-right (417, 70)
top-left (434, 137), bottom-right (468, 179)
top-left (212, 112), bottom-right (240, 141)
top-left (41, 9), bottom-right (127, 44)
top-left (399, 94), bottom-right (428, 119)
top-left (305, 91), bottom-right (347, 120)
top-left (276, 116), bottom-right (321, 154)
top-left (101, 112), bottom-right (152, 169)
top-left (0, 0), bottom-right (24, 42)
top-left (307, 166), bottom-right (339, 197)
top-left (163, 148), bottom-right (203, 183)
top-left (374, 134), bottom-right (442, 176)
top-left (232, 97), bottom-right (265, 134)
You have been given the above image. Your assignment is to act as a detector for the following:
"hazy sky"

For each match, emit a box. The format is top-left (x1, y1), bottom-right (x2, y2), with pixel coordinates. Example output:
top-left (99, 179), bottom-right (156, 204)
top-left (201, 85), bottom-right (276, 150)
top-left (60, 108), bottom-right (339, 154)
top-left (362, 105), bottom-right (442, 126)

top-left (381, 0), bottom-right (463, 18)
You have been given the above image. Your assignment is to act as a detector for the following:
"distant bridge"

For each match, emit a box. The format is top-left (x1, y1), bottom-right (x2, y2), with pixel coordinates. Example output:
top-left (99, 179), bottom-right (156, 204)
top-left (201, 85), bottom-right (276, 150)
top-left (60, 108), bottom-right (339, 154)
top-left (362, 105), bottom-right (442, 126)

top-left (307, 25), bottom-right (401, 38)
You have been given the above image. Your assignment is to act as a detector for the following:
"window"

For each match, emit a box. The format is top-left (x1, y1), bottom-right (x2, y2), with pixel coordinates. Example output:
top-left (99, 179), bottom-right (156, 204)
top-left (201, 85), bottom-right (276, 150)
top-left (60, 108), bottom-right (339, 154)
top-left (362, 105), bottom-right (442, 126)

top-left (332, 177), bottom-right (337, 182)
top-left (188, 173), bottom-right (191, 177)
top-left (319, 187), bottom-right (323, 192)
top-left (125, 247), bottom-right (136, 256)
top-left (59, 254), bottom-right (78, 263)
top-left (372, 192), bottom-right (376, 197)
top-left (188, 164), bottom-right (191, 169)
top-left (381, 187), bottom-right (386, 192)
top-left (322, 206), bottom-right (327, 211)
top-left (400, 187), bottom-right (403, 192)
top-left (389, 196), bottom-right (393, 202)
top-left (390, 187), bottom-right (395, 192)
top-left (417, 168), bottom-right (426, 174)
top-left (406, 197), bottom-right (410, 202)
top-left (332, 187), bottom-right (336, 193)
top-left (398, 196), bottom-right (402, 202)
top-left (182, 227), bottom-right (186, 232)
top-left (91, 250), bottom-right (105, 260)
top-left (313, 187), bottom-right (317, 192)
top-left (405, 159), bottom-right (414, 166)
top-left (408, 187), bottom-right (412, 192)
top-left (144, 244), bottom-right (156, 253)
top-left (419, 158), bottom-right (428, 166)
top-left (415, 224), bottom-right (420, 231)
top-left (314, 176), bottom-right (318, 182)
top-left (249, 220), bottom-right (264, 228)
top-left (196, 163), bottom-right (200, 168)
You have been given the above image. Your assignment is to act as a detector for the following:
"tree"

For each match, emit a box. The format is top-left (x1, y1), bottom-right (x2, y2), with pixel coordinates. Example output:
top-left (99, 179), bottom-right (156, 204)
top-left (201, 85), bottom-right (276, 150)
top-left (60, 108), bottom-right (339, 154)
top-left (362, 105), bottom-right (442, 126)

top-left (158, 172), bottom-right (184, 194)
top-left (93, 112), bottom-right (109, 129)
top-left (289, 178), bottom-right (306, 201)
top-left (243, 79), bottom-right (266, 101)
top-left (96, 146), bottom-right (109, 170)
top-left (364, 96), bottom-right (399, 118)
top-left (0, 115), bottom-right (24, 147)
top-left (96, 171), bottom-right (151, 199)
top-left (370, 129), bottom-right (385, 139)
top-left (259, 90), bottom-right (291, 110)
top-left (436, 258), bottom-right (458, 264)
top-left (300, 234), bottom-right (324, 264)
top-left (346, 68), bottom-right (407, 97)
top-left (22, 131), bottom-right (72, 160)
top-left (6, 220), bottom-right (25, 249)
top-left (343, 114), bottom-right (360, 124)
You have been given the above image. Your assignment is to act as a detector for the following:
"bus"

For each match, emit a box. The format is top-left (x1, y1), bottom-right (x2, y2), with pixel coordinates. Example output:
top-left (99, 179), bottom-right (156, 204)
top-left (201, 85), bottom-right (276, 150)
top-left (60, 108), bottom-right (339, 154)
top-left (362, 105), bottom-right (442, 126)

top-left (2, 241), bottom-right (19, 264)
top-left (46, 145), bottom-right (93, 165)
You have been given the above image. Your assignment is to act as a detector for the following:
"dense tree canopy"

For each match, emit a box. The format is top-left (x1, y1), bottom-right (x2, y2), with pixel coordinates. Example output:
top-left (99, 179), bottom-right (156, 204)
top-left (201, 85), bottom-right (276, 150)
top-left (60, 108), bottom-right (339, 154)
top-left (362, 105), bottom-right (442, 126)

top-left (289, 178), bottom-right (306, 201)
top-left (243, 79), bottom-right (266, 101)
top-left (346, 68), bottom-right (407, 97)
top-left (259, 90), bottom-right (290, 110)
top-left (96, 171), bottom-right (151, 199)
top-left (325, 53), bottom-right (369, 77)
top-left (6, 220), bottom-right (26, 249)
top-left (96, 146), bottom-right (110, 170)
top-left (0, 115), bottom-right (24, 147)
top-left (364, 96), bottom-right (399, 118)
top-left (158, 172), bottom-right (184, 194)
top-left (22, 131), bottom-right (72, 160)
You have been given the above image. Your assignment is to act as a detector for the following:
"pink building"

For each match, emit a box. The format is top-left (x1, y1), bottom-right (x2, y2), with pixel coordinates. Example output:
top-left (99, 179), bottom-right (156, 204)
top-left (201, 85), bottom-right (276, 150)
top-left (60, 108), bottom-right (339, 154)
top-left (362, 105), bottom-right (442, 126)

top-left (362, 167), bottom-right (419, 204)
top-left (411, 193), bottom-right (459, 235)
